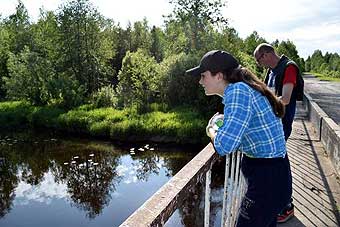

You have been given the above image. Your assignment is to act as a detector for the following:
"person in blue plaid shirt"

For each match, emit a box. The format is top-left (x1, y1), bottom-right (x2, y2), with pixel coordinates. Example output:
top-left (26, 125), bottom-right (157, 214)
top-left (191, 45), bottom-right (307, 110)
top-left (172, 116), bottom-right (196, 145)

top-left (186, 50), bottom-right (292, 227)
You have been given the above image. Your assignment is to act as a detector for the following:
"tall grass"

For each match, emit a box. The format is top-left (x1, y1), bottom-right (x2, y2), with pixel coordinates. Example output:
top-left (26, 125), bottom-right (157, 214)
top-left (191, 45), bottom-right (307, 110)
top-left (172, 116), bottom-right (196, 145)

top-left (0, 101), bottom-right (209, 144)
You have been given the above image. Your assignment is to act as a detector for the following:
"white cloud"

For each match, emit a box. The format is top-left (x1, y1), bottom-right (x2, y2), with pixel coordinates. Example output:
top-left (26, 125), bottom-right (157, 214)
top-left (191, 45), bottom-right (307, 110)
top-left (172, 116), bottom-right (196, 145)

top-left (94, 0), bottom-right (171, 27)
top-left (14, 171), bottom-right (68, 205)
top-left (224, 0), bottom-right (340, 58)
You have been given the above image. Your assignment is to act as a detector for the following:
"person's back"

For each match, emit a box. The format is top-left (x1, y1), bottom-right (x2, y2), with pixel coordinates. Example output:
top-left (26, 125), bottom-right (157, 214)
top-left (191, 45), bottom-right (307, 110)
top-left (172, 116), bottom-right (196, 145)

top-left (264, 55), bottom-right (303, 140)
top-left (216, 81), bottom-right (285, 157)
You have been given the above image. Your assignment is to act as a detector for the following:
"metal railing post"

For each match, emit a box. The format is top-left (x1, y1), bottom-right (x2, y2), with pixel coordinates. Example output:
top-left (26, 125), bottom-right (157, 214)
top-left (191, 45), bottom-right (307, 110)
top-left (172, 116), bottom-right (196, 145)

top-left (221, 154), bottom-right (231, 226)
top-left (204, 168), bottom-right (212, 227)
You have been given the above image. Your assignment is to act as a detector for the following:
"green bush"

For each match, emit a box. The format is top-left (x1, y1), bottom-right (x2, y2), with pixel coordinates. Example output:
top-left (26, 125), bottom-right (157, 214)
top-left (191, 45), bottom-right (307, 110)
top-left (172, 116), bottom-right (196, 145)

top-left (0, 101), bottom-right (33, 128)
top-left (117, 49), bottom-right (161, 113)
top-left (27, 106), bottom-right (65, 128)
top-left (4, 48), bottom-right (55, 105)
top-left (0, 101), bottom-right (209, 144)
top-left (159, 53), bottom-right (223, 115)
top-left (91, 85), bottom-right (118, 108)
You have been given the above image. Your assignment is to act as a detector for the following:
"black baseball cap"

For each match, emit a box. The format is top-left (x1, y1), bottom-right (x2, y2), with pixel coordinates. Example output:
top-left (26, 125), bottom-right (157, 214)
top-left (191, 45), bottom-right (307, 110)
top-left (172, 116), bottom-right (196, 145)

top-left (186, 50), bottom-right (239, 76)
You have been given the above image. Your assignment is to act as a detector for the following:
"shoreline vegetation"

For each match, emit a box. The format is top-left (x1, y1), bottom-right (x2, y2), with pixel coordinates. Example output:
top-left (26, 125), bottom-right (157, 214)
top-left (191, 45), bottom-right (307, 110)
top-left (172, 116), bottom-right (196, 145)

top-left (304, 72), bottom-right (340, 82)
top-left (0, 101), bottom-right (210, 145)
top-left (1, 1), bottom-right (339, 147)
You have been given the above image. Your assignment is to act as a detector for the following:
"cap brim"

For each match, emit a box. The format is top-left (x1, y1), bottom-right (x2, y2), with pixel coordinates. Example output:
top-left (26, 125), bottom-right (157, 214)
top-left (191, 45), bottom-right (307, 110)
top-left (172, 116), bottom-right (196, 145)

top-left (186, 66), bottom-right (203, 76)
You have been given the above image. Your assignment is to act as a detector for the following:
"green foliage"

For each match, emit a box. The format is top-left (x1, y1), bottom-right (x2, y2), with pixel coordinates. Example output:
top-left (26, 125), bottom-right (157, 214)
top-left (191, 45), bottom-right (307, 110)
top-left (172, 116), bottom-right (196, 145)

top-left (159, 52), bottom-right (223, 114)
top-left (274, 40), bottom-right (305, 71)
top-left (305, 50), bottom-right (340, 78)
top-left (243, 31), bottom-right (267, 55)
top-left (0, 101), bottom-right (33, 128)
top-left (130, 19), bottom-right (152, 53)
top-left (163, 20), bottom-right (190, 55)
top-left (91, 85), bottom-right (118, 108)
top-left (165, 0), bottom-right (227, 52)
top-left (57, 0), bottom-right (115, 95)
top-left (150, 26), bottom-right (165, 62)
top-left (0, 101), bottom-right (208, 144)
top-left (27, 105), bottom-right (65, 128)
top-left (31, 10), bottom-right (59, 60)
top-left (4, 47), bottom-right (55, 105)
top-left (117, 49), bottom-right (161, 113)
top-left (3, 0), bottom-right (33, 54)
top-left (47, 72), bottom-right (85, 108)
top-left (305, 72), bottom-right (340, 81)
top-left (4, 47), bottom-right (84, 108)
top-left (237, 51), bottom-right (265, 79)
top-left (0, 1), bottom-right (33, 98)
top-left (159, 53), bottom-right (200, 107)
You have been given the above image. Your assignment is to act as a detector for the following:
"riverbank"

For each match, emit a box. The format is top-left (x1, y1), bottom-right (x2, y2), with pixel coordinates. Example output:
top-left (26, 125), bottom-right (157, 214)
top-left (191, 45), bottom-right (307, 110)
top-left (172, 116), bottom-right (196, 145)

top-left (0, 101), bottom-right (210, 145)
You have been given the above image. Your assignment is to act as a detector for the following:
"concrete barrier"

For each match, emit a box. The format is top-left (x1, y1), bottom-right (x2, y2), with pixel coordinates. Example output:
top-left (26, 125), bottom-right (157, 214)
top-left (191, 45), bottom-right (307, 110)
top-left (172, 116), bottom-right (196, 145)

top-left (320, 117), bottom-right (340, 175)
top-left (303, 92), bottom-right (340, 176)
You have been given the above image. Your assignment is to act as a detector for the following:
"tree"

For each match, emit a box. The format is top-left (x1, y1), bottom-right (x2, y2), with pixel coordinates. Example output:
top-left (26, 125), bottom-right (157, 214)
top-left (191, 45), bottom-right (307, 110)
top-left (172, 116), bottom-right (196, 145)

top-left (3, 0), bottom-right (32, 54)
top-left (57, 0), bottom-right (114, 96)
top-left (275, 40), bottom-right (305, 71)
top-left (164, 20), bottom-right (190, 55)
top-left (166, 0), bottom-right (227, 51)
top-left (150, 26), bottom-right (165, 62)
top-left (310, 50), bottom-right (324, 72)
top-left (117, 49), bottom-right (160, 112)
top-left (243, 31), bottom-right (267, 55)
top-left (0, 1), bottom-right (33, 98)
top-left (110, 25), bottom-right (131, 85)
top-left (0, 22), bottom-right (10, 98)
top-left (305, 56), bottom-right (311, 72)
top-left (4, 47), bottom-right (55, 105)
top-left (328, 53), bottom-right (340, 71)
top-left (130, 19), bottom-right (152, 53)
top-left (31, 9), bottom-right (60, 61)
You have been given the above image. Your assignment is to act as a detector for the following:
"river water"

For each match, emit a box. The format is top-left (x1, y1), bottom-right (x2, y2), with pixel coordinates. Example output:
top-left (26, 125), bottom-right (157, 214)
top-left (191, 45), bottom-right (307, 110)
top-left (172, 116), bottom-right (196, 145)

top-left (0, 131), bottom-right (225, 227)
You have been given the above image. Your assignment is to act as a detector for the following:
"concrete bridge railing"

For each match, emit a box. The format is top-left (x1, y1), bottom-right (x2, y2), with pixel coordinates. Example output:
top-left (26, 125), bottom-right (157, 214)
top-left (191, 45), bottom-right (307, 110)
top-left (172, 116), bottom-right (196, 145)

top-left (303, 92), bottom-right (340, 175)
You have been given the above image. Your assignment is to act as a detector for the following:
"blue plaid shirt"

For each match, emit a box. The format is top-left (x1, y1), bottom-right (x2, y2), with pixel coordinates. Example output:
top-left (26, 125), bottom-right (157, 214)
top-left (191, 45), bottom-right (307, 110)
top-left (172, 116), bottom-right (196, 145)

top-left (214, 82), bottom-right (286, 158)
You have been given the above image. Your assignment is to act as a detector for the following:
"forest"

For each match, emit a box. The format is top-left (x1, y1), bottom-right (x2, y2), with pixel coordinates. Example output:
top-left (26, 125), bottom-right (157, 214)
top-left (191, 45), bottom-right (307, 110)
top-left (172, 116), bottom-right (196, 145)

top-left (0, 0), bottom-right (339, 143)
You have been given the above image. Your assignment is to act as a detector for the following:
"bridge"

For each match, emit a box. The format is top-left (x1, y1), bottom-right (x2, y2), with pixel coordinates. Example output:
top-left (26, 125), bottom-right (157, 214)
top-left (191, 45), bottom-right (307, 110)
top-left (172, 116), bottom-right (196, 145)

top-left (121, 75), bottom-right (340, 227)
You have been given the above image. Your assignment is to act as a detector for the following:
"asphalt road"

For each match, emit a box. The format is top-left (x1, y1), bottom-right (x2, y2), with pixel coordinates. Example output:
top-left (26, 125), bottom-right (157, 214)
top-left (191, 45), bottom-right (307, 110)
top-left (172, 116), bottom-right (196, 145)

top-left (303, 74), bottom-right (340, 125)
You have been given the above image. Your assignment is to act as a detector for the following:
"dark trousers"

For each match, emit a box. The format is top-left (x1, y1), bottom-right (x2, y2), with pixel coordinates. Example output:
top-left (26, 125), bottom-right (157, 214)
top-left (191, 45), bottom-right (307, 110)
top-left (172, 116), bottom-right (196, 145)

top-left (236, 156), bottom-right (292, 227)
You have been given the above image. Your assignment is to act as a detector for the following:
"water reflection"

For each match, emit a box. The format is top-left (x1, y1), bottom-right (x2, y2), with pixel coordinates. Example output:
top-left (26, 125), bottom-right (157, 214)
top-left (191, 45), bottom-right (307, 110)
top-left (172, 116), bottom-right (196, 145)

top-left (166, 157), bottom-right (226, 227)
top-left (54, 151), bottom-right (122, 219)
top-left (0, 155), bottom-right (18, 218)
top-left (0, 131), bottom-right (198, 226)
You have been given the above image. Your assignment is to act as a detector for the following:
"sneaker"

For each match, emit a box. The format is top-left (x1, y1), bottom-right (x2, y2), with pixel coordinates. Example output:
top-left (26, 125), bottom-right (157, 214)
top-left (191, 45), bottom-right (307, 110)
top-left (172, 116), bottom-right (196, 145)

top-left (277, 204), bottom-right (294, 223)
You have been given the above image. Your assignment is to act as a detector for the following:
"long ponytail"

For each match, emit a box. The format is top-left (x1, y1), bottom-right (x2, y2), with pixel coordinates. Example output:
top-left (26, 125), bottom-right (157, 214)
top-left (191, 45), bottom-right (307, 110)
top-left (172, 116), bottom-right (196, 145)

top-left (222, 67), bottom-right (285, 118)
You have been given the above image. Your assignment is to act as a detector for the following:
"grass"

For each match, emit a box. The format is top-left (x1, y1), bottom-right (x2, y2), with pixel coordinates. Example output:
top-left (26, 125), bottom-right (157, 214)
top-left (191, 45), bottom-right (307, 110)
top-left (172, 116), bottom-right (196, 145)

top-left (304, 72), bottom-right (340, 82)
top-left (0, 101), bottom-right (209, 145)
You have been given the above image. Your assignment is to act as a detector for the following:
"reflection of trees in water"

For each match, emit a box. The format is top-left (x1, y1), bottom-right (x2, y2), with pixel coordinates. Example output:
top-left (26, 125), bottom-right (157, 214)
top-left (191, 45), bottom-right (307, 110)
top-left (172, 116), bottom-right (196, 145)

top-left (178, 182), bottom-right (205, 226)
top-left (19, 145), bottom-right (52, 185)
top-left (0, 158), bottom-right (18, 219)
top-left (133, 153), bottom-right (160, 181)
top-left (132, 148), bottom-right (196, 182)
top-left (52, 150), bottom-right (123, 219)
top-left (176, 157), bottom-right (226, 226)
top-left (0, 133), bottom-right (200, 221)
top-left (0, 133), bottom-right (125, 220)
top-left (162, 156), bottom-right (192, 177)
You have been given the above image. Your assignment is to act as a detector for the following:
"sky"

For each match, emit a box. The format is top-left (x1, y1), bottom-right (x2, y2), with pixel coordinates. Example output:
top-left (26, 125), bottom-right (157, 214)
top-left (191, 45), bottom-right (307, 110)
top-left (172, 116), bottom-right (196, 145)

top-left (1, 0), bottom-right (340, 59)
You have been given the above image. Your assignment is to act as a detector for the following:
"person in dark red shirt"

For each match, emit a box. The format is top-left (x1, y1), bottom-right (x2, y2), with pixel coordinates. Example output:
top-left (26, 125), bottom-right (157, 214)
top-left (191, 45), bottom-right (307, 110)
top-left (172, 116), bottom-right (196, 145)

top-left (254, 43), bottom-right (304, 223)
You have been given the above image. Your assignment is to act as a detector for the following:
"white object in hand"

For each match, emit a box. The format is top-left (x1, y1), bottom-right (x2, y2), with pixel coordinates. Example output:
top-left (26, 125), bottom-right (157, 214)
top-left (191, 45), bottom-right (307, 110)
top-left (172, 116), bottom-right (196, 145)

top-left (210, 114), bottom-right (224, 131)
